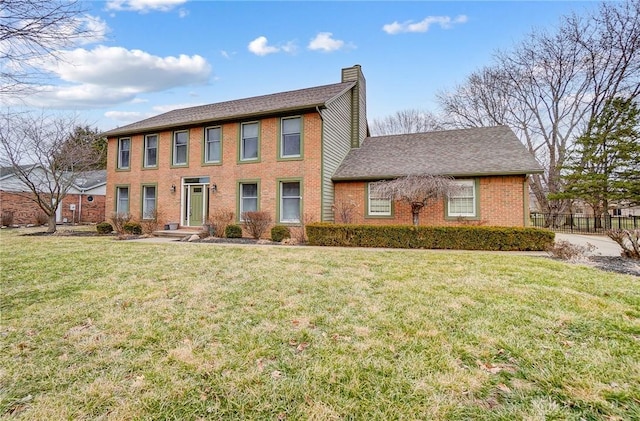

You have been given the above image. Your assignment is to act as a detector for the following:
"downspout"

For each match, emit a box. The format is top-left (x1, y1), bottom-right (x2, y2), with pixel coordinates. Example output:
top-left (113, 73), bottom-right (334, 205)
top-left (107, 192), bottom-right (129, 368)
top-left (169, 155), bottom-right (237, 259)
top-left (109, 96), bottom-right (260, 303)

top-left (78, 190), bottom-right (83, 224)
top-left (315, 106), bottom-right (324, 121)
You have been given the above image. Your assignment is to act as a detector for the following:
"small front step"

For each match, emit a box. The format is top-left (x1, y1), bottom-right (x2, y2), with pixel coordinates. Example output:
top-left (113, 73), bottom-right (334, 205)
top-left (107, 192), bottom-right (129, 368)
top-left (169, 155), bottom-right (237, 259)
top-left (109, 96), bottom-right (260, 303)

top-left (153, 228), bottom-right (203, 239)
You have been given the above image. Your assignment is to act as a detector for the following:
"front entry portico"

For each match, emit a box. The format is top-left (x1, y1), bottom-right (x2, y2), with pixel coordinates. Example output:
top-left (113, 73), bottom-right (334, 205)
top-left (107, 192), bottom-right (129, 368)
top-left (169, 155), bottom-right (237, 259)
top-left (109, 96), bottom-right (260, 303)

top-left (182, 177), bottom-right (209, 227)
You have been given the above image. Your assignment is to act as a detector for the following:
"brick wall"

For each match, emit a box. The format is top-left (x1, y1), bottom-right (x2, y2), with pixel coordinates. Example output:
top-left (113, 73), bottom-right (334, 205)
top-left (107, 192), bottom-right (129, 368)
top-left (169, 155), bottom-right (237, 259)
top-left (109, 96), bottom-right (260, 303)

top-left (333, 175), bottom-right (528, 227)
top-left (106, 112), bottom-right (324, 229)
top-left (0, 191), bottom-right (106, 225)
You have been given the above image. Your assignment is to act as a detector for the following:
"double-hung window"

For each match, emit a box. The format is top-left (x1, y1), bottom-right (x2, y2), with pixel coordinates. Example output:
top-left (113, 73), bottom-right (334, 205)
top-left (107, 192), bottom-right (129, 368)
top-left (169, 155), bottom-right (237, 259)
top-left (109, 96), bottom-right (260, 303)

top-left (281, 117), bottom-right (301, 158)
top-left (367, 183), bottom-right (392, 216)
top-left (239, 183), bottom-right (258, 217)
top-left (205, 126), bottom-right (221, 163)
top-left (280, 181), bottom-right (301, 223)
top-left (142, 185), bottom-right (156, 219)
top-left (240, 122), bottom-right (259, 161)
top-left (173, 130), bottom-right (188, 166)
top-left (144, 134), bottom-right (158, 168)
top-left (447, 179), bottom-right (477, 217)
top-left (116, 186), bottom-right (129, 215)
top-left (117, 138), bottom-right (130, 169)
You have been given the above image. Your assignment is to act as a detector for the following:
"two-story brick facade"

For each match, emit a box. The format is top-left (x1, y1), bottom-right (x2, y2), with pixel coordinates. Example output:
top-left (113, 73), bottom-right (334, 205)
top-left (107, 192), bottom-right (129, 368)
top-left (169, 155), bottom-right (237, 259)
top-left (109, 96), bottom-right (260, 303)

top-left (103, 65), bottom-right (542, 231)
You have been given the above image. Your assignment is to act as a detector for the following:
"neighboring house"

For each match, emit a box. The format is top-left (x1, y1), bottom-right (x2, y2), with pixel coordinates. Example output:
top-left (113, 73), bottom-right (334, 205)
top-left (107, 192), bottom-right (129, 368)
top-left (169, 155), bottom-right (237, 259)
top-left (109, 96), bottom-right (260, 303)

top-left (0, 166), bottom-right (106, 225)
top-left (102, 65), bottom-right (542, 231)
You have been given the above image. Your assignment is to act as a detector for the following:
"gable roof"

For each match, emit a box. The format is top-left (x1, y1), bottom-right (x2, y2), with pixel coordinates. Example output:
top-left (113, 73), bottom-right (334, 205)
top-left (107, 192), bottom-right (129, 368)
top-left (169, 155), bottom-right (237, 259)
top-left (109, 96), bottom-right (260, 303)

top-left (102, 81), bottom-right (355, 137)
top-left (332, 126), bottom-right (543, 181)
top-left (0, 166), bottom-right (106, 190)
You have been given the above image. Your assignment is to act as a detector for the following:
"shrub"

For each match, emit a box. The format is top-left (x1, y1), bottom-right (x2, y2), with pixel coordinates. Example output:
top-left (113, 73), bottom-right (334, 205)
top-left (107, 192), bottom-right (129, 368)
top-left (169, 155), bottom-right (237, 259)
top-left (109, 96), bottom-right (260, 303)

top-left (607, 229), bottom-right (640, 259)
top-left (35, 211), bottom-right (48, 225)
top-left (123, 221), bottom-right (142, 235)
top-left (225, 224), bottom-right (243, 238)
top-left (289, 213), bottom-right (315, 244)
top-left (547, 240), bottom-right (594, 261)
top-left (1, 210), bottom-right (14, 226)
top-left (241, 211), bottom-right (272, 239)
top-left (271, 225), bottom-right (291, 242)
top-left (111, 212), bottom-right (131, 234)
top-left (96, 222), bottom-right (113, 234)
top-left (306, 223), bottom-right (555, 251)
top-left (209, 209), bottom-right (235, 237)
top-left (140, 208), bottom-right (164, 235)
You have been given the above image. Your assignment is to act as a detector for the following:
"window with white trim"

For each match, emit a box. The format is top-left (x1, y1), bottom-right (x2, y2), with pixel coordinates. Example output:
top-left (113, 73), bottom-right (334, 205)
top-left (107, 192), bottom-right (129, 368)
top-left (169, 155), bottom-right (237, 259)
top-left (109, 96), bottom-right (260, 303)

top-left (118, 138), bottom-right (130, 169)
top-left (116, 186), bottom-right (129, 214)
top-left (142, 185), bottom-right (156, 219)
top-left (239, 183), bottom-right (258, 217)
top-left (173, 130), bottom-right (188, 165)
top-left (240, 122), bottom-right (259, 161)
top-left (205, 126), bottom-right (221, 163)
top-left (144, 134), bottom-right (158, 168)
top-left (447, 180), bottom-right (476, 217)
top-left (280, 181), bottom-right (301, 223)
top-left (281, 117), bottom-right (301, 158)
top-left (367, 183), bottom-right (392, 216)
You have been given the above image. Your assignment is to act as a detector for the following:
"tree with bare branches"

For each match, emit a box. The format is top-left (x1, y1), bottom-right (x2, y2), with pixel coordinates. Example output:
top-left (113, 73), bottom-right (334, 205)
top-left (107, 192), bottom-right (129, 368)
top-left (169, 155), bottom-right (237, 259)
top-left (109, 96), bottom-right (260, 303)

top-left (370, 109), bottom-right (442, 136)
top-left (0, 112), bottom-right (103, 233)
top-left (370, 174), bottom-right (460, 226)
top-left (437, 0), bottom-right (640, 224)
top-left (0, 0), bottom-right (98, 95)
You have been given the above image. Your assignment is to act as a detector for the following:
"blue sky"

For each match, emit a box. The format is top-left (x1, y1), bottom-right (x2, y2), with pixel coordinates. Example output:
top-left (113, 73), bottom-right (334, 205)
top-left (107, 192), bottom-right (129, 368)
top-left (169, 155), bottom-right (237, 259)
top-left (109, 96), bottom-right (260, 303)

top-left (16, 0), bottom-right (603, 131)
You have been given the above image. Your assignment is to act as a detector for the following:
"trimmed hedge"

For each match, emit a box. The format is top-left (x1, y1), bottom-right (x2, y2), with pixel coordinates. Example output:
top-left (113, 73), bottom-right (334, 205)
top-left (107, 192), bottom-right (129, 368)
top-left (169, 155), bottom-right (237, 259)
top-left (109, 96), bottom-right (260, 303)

top-left (306, 223), bottom-right (555, 251)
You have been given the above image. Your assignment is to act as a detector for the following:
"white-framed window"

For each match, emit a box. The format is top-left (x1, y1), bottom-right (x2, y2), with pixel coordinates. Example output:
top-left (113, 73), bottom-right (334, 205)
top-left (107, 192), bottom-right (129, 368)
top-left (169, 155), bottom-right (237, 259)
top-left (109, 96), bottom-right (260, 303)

top-left (116, 186), bottom-right (129, 214)
top-left (448, 179), bottom-right (477, 217)
top-left (367, 183), bottom-right (392, 216)
top-left (142, 185), bottom-right (156, 219)
top-left (144, 134), bottom-right (158, 168)
top-left (240, 122), bottom-right (259, 161)
top-left (118, 138), bottom-right (130, 169)
top-left (280, 181), bottom-right (301, 223)
top-left (205, 126), bottom-right (221, 163)
top-left (239, 182), bottom-right (258, 217)
top-left (173, 130), bottom-right (188, 166)
top-left (281, 117), bottom-right (301, 158)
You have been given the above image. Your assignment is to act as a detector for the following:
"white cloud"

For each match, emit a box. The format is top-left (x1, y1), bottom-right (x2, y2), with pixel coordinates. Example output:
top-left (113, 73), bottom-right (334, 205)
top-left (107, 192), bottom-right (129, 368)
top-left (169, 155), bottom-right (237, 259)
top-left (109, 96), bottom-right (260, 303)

top-left (247, 36), bottom-right (297, 56)
top-left (104, 110), bottom-right (151, 125)
top-left (40, 46), bottom-right (210, 91)
top-left (307, 32), bottom-right (346, 52)
top-left (383, 15), bottom-right (468, 34)
top-left (248, 36), bottom-right (280, 56)
top-left (106, 0), bottom-right (188, 13)
top-left (75, 15), bottom-right (110, 45)
top-left (24, 46), bottom-right (211, 109)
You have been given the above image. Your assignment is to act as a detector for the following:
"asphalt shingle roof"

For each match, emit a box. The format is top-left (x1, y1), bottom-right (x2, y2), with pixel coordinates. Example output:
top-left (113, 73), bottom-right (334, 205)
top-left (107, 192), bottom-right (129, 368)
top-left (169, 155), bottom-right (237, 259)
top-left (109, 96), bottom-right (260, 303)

top-left (102, 82), bottom-right (355, 137)
top-left (332, 126), bottom-right (543, 180)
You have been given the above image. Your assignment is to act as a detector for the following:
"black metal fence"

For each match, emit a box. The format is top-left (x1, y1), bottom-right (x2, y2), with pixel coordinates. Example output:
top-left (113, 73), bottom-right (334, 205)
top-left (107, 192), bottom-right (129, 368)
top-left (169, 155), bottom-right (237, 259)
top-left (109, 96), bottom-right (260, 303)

top-left (530, 213), bottom-right (640, 234)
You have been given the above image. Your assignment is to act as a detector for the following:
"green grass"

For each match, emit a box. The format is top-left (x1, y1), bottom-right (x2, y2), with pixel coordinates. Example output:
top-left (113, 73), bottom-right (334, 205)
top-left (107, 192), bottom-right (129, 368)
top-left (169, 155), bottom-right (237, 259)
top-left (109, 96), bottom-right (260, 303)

top-left (1, 228), bottom-right (639, 420)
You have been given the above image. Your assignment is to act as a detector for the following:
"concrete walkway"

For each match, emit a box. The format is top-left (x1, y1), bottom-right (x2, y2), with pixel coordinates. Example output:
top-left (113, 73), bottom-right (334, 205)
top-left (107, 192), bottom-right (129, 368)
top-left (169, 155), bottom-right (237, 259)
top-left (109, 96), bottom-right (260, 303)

top-left (555, 233), bottom-right (623, 257)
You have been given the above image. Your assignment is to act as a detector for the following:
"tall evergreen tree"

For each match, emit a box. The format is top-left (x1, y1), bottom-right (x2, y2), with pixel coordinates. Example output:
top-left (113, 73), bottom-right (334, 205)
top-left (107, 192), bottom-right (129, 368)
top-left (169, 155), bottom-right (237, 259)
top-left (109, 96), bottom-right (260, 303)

top-left (559, 97), bottom-right (640, 223)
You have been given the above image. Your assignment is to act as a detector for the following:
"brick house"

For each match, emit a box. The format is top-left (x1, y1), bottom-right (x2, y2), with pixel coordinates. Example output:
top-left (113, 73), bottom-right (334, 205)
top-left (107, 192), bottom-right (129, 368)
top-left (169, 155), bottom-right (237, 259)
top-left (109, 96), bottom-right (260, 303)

top-left (102, 65), bottom-right (542, 231)
top-left (0, 167), bottom-right (106, 225)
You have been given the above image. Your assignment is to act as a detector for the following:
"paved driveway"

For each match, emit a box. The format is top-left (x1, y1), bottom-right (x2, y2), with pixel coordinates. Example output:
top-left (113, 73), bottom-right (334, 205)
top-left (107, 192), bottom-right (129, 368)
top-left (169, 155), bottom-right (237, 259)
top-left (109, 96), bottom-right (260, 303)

top-left (555, 233), bottom-right (623, 257)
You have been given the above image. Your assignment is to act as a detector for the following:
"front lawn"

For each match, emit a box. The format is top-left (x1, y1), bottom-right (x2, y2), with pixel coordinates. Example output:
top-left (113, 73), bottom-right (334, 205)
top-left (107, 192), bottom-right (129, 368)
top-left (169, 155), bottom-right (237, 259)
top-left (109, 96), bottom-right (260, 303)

top-left (1, 229), bottom-right (638, 419)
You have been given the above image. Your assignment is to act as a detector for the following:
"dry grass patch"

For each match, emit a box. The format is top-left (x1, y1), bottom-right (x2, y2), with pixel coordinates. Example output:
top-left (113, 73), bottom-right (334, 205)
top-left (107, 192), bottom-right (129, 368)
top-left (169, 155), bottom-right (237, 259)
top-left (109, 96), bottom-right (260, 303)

top-left (1, 227), bottom-right (639, 419)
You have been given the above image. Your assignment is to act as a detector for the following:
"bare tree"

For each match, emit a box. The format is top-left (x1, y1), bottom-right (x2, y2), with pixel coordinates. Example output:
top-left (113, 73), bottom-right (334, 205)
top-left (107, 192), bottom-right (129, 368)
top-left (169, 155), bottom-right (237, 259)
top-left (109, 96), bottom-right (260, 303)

top-left (0, 0), bottom-right (97, 95)
top-left (437, 0), bottom-right (640, 223)
top-left (0, 112), bottom-right (102, 233)
top-left (370, 109), bottom-right (442, 136)
top-left (371, 174), bottom-right (460, 226)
